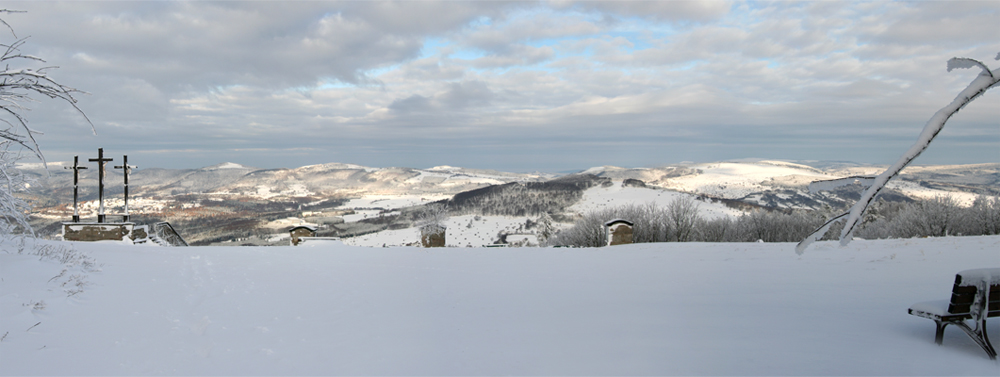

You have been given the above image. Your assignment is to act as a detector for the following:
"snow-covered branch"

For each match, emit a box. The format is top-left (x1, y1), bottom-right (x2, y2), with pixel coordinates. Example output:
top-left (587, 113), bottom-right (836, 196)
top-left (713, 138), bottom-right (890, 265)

top-left (0, 11), bottom-right (94, 166)
top-left (797, 53), bottom-right (1000, 254)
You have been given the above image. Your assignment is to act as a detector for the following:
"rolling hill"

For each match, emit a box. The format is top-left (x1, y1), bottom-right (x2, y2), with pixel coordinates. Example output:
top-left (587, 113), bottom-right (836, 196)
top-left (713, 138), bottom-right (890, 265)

top-left (18, 160), bottom-right (999, 246)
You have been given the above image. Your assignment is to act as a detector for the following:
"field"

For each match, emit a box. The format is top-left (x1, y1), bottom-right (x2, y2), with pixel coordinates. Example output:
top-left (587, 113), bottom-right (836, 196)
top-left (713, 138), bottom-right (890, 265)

top-left (2, 236), bottom-right (998, 375)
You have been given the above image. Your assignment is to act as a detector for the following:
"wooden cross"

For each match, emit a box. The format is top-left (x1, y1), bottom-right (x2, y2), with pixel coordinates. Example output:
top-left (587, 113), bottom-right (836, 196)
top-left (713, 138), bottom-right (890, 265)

top-left (113, 155), bottom-right (137, 222)
top-left (88, 148), bottom-right (113, 223)
top-left (63, 156), bottom-right (88, 222)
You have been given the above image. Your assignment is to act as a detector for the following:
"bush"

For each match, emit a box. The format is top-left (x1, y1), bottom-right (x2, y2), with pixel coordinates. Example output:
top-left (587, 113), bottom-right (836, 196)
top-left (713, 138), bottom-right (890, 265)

top-left (554, 194), bottom-right (1000, 247)
top-left (550, 197), bottom-right (700, 247)
top-left (856, 195), bottom-right (1000, 239)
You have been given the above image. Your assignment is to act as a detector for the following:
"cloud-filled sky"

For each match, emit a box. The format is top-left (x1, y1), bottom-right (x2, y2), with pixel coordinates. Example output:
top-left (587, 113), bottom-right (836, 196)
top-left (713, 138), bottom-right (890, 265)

top-left (8, 1), bottom-right (1000, 171)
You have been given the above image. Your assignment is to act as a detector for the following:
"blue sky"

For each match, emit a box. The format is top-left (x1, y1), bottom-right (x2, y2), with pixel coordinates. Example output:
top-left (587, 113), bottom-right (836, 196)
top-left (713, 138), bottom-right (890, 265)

top-left (10, 1), bottom-right (1000, 171)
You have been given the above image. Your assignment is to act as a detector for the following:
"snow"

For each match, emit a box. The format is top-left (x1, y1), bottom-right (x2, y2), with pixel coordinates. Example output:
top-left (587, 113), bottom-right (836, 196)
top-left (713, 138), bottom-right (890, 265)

top-left (568, 180), bottom-right (743, 219)
top-left (909, 299), bottom-right (954, 317)
top-left (340, 195), bottom-right (449, 211)
top-left (426, 165), bottom-right (460, 172)
top-left (215, 162), bottom-right (247, 169)
top-left (957, 267), bottom-right (1000, 286)
top-left (254, 181), bottom-right (313, 199)
top-left (809, 176), bottom-right (876, 194)
top-left (888, 180), bottom-right (981, 207)
top-left (202, 162), bottom-right (252, 170)
top-left (2, 235), bottom-right (999, 375)
top-left (344, 215), bottom-right (532, 247)
top-left (402, 169), bottom-right (507, 187)
top-left (261, 217), bottom-right (317, 230)
top-left (660, 161), bottom-right (831, 199)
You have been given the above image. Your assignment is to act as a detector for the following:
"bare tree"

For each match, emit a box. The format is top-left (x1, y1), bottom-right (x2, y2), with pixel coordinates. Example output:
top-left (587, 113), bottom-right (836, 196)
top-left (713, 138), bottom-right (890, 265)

top-left (0, 10), bottom-right (92, 238)
top-left (797, 52), bottom-right (1000, 254)
top-left (666, 196), bottom-right (700, 242)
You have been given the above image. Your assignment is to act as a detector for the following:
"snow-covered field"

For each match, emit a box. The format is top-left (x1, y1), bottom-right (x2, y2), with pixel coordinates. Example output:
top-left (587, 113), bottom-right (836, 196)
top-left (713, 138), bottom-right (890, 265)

top-left (2, 236), bottom-right (998, 375)
top-left (568, 181), bottom-right (743, 219)
top-left (655, 160), bottom-right (986, 207)
top-left (346, 215), bottom-right (537, 247)
top-left (658, 161), bottom-right (830, 199)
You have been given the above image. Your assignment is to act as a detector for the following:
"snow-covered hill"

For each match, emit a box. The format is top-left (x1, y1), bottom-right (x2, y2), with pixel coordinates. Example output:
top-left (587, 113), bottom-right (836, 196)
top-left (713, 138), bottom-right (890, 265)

top-left (580, 160), bottom-right (999, 209)
top-left (19, 160), bottom-right (999, 246)
top-left (20, 162), bottom-right (552, 201)
top-left (2, 236), bottom-right (998, 375)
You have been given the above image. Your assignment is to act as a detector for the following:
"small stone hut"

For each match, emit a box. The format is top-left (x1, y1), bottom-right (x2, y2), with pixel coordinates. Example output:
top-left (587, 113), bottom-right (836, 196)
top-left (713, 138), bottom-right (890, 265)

top-left (420, 224), bottom-right (446, 247)
top-left (604, 219), bottom-right (634, 246)
top-left (290, 225), bottom-right (318, 246)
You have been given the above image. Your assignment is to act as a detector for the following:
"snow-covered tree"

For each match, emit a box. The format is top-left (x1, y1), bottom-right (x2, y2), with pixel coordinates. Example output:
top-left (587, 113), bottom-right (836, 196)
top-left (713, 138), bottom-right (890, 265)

top-left (969, 195), bottom-right (1000, 236)
top-left (797, 52), bottom-right (1000, 254)
top-left (417, 202), bottom-right (449, 233)
top-left (534, 212), bottom-right (556, 243)
top-left (0, 141), bottom-right (31, 237)
top-left (0, 10), bottom-right (93, 238)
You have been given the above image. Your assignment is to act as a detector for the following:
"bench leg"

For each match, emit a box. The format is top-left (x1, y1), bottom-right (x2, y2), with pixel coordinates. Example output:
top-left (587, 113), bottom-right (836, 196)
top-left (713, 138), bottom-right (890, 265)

top-left (934, 321), bottom-right (948, 345)
top-left (954, 319), bottom-right (997, 360)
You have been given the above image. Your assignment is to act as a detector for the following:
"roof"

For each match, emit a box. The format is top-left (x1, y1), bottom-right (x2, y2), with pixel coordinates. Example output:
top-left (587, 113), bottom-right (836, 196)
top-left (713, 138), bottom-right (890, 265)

top-left (289, 225), bottom-right (318, 232)
top-left (604, 219), bottom-right (634, 227)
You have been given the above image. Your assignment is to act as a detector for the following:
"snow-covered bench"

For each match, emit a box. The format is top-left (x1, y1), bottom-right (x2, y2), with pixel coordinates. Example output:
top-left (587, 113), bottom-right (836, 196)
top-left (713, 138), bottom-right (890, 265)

top-left (908, 268), bottom-right (999, 359)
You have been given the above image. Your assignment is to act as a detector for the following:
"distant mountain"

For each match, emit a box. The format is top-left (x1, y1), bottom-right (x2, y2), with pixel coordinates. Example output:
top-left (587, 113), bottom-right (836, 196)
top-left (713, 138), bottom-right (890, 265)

top-left (19, 160), bottom-right (999, 246)
top-left (19, 162), bottom-right (554, 202)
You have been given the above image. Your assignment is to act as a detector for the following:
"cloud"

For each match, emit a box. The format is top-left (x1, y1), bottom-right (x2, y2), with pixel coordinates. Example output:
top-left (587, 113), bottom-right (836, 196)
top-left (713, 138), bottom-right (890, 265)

top-left (551, 0), bottom-right (732, 23)
top-left (862, 1), bottom-right (1000, 46)
top-left (469, 45), bottom-right (555, 68)
top-left (388, 94), bottom-right (434, 113)
top-left (5, 1), bottom-right (997, 172)
top-left (16, 2), bottom-right (514, 91)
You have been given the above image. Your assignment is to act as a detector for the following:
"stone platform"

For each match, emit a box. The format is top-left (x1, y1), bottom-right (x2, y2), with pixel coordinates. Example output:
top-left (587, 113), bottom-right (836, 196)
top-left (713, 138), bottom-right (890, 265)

top-left (62, 222), bottom-right (136, 242)
top-left (62, 222), bottom-right (187, 246)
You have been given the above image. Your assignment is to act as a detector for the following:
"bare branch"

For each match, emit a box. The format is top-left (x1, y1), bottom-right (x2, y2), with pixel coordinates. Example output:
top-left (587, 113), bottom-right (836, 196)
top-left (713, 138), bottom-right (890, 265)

top-left (0, 10), bottom-right (26, 39)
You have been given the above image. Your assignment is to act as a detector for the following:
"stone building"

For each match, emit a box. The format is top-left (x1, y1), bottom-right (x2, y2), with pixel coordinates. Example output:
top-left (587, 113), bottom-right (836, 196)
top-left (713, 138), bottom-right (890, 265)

top-left (290, 225), bottom-right (318, 246)
top-left (420, 224), bottom-right (446, 247)
top-left (604, 219), bottom-right (634, 246)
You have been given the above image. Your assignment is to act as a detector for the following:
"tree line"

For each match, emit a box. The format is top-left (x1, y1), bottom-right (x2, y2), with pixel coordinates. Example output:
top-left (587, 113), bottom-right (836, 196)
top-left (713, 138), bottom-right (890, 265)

top-left (551, 195), bottom-right (1000, 247)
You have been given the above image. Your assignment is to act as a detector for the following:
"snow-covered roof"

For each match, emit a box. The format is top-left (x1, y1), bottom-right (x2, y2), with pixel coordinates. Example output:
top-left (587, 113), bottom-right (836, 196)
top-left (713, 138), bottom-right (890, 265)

top-left (289, 225), bottom-right (318, 232)
top-left (604, 219), bottom-right (634, 227)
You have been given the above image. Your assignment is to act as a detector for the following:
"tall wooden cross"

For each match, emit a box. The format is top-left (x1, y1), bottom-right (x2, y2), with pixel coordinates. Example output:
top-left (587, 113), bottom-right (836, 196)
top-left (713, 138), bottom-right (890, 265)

top-left (63, 156), bottom-right (88, 222)
top-left (113, 155), bottom-right (136, 222)
top-left (88, 148), bottom-right (113, 223)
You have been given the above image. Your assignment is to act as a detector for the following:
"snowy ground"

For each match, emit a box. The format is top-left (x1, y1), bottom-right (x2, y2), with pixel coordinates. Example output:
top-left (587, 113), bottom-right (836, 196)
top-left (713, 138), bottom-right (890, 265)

top-left (568, 181), bottom-right (743, 219)
top-left (345, 215), bottom-right (538, 247)
top-left (2, 236), bottom-right (999, 375)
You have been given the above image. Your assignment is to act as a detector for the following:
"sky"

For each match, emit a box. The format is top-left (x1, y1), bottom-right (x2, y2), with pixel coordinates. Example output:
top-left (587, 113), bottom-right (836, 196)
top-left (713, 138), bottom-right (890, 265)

top-left (5, 1), bottom-right (999, 172)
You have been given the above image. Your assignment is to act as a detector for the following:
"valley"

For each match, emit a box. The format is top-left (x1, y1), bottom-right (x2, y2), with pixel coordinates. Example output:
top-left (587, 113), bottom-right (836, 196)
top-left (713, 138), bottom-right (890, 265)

top-left (19, 160), bottom-right (1000, 246)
